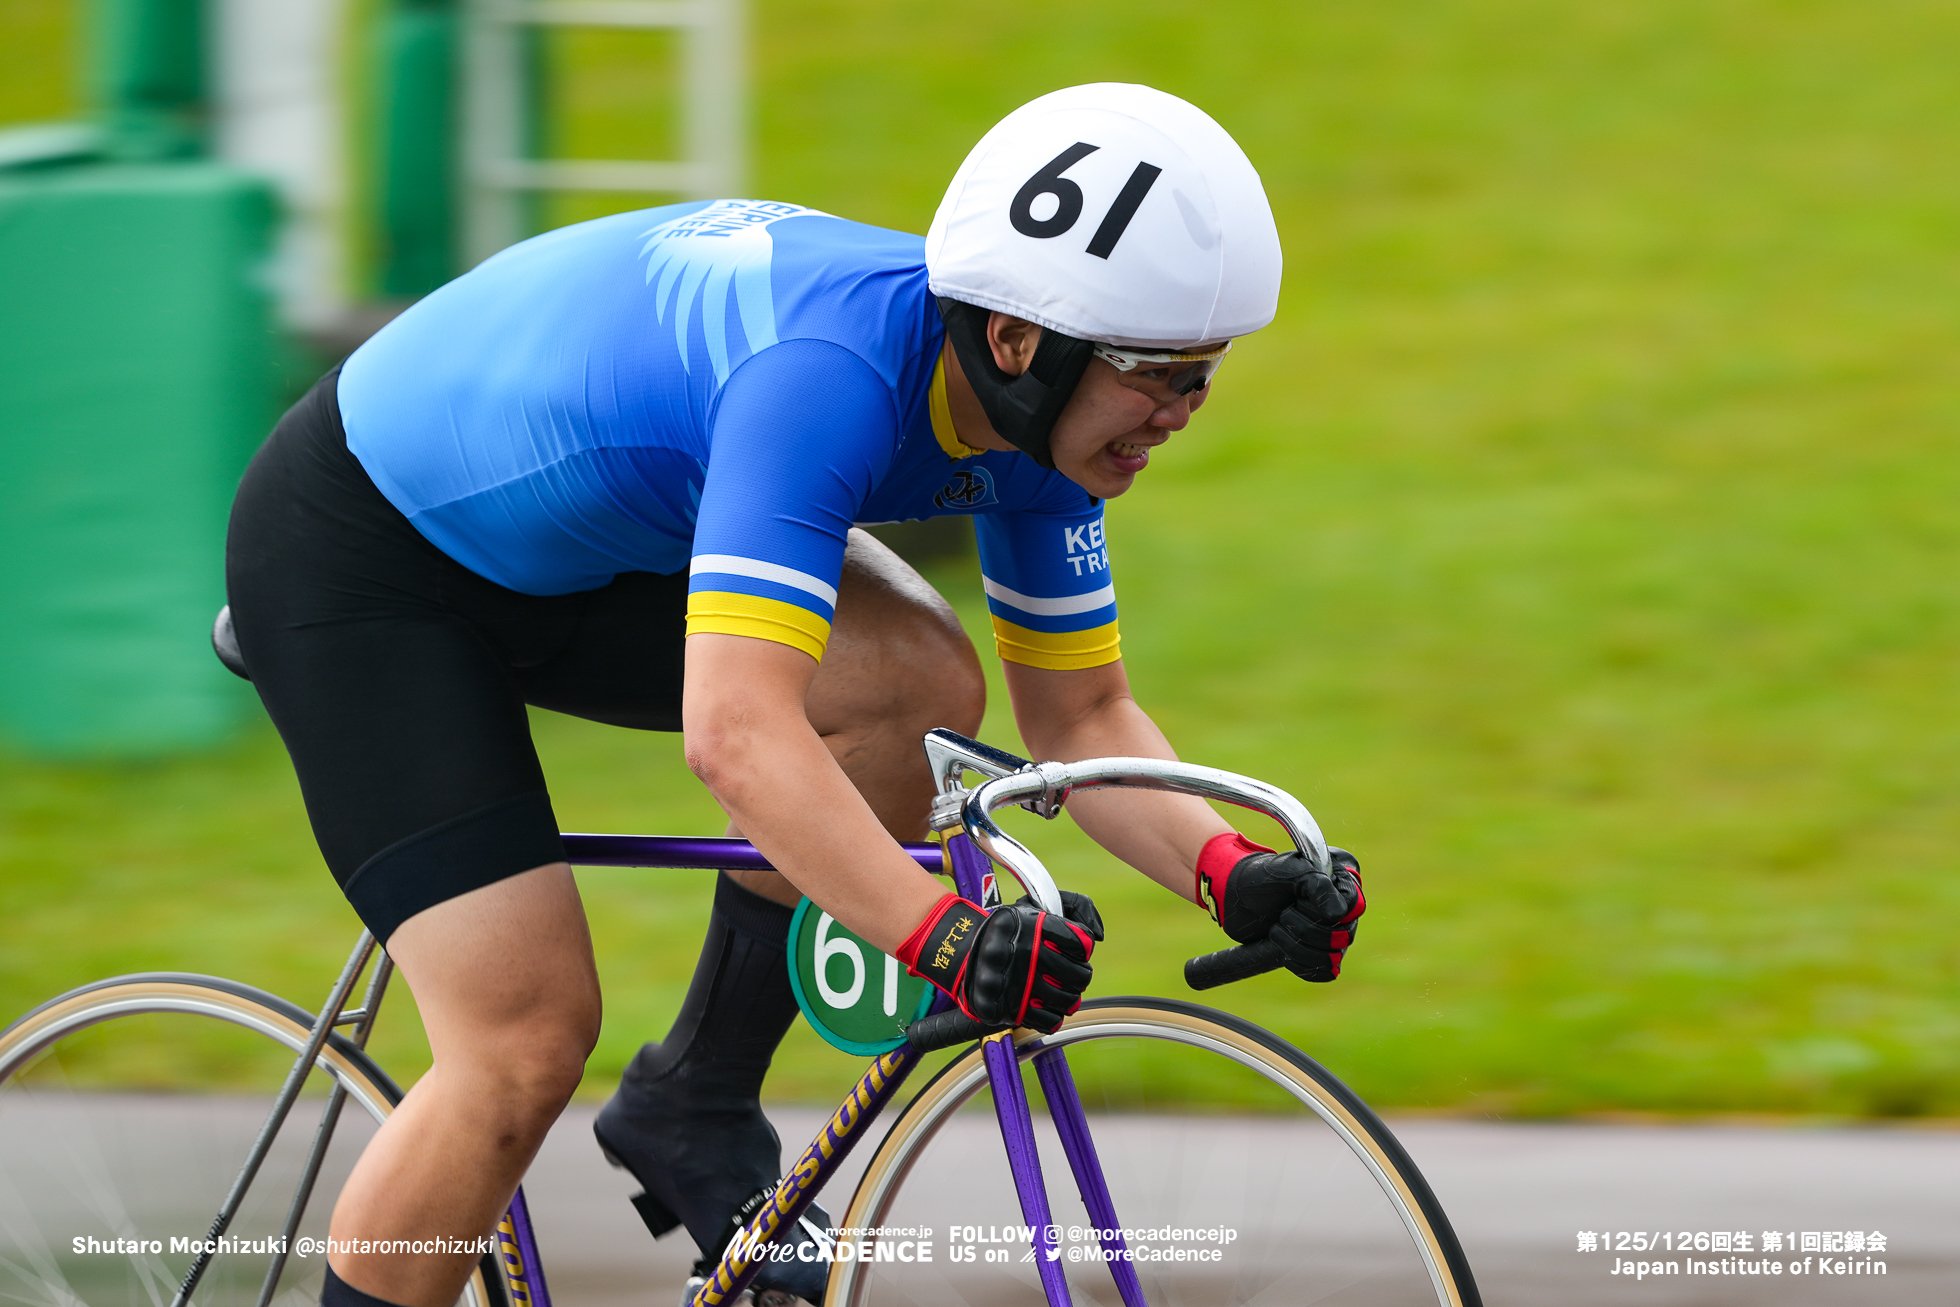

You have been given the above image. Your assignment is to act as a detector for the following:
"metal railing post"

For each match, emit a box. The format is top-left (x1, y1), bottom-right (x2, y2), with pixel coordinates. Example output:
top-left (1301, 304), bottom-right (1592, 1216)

top-left (462, 0), bottom-right (745, 268)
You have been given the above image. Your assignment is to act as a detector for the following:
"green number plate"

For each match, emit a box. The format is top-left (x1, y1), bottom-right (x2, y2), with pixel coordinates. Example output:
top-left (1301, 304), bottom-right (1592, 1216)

top-left (788, 898), bottom-right (934, 1055)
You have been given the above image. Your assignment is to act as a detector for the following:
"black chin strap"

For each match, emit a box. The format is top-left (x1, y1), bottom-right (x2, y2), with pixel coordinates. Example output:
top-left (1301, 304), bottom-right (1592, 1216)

top-left (937, 298), bottom-right (1095, 470)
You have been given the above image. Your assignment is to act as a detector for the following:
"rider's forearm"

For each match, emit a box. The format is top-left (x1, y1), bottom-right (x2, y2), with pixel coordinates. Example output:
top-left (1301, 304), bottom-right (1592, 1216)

top-left (1006, 662), bottom-right (1232, 902)
top-left (684, 635), bottom-right (948, 954)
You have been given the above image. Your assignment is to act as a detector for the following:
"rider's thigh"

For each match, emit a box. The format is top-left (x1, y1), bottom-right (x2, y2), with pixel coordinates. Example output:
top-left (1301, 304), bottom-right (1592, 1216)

top-left (515, 567), bottom-right (689, 731)
top-left (229, 366), bottom-right (581, 944)
top-left (386, 861), bottom-right (601, 1107)
top-left (809, 528), bottom-right (985, 741)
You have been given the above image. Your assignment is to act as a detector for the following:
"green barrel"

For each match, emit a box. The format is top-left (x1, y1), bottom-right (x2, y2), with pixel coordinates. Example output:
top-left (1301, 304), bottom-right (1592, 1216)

top-left (0, 161), bottom-right (278, 755)
top-left (376, 0), bottom-right (461, 296)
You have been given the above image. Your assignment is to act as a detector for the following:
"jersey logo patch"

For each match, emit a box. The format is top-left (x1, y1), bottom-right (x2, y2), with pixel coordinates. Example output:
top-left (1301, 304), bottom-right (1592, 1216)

top-left (933, 467), bottom-right (998, 510)
top-left (639, 200), bottom-right (829, 385)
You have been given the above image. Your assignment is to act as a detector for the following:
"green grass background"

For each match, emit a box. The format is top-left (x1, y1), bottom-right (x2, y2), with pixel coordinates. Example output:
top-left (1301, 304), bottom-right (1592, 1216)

top-left (4, 0), bottom-right (1960, 1117)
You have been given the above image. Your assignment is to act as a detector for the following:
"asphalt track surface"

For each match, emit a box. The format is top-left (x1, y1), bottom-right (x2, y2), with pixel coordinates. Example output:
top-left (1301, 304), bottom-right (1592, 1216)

top-left (516, 1106), bottom-right (1959, 1307)
top-left (5, 1097), bottom-right (1955, 1305)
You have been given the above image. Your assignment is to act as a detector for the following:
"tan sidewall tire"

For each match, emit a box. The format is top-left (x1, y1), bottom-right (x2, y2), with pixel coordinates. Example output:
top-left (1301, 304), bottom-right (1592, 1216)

top-left (0, 975), bottom-right (507, 1307)
top-left (828, 998), bottom-right (1478, 1307)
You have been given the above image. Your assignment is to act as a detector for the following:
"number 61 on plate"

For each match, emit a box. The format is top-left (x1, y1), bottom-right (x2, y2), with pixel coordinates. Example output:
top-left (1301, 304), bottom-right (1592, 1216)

top-left (788, 898), bottom-right (935, 1056)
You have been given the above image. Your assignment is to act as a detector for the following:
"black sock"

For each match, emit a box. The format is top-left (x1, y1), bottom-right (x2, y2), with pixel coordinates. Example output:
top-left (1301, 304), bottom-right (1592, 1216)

top-left (596, 872), bottom-right (800, 1249)
top-left (634, 871), bottom-right (799, 1090)
top-left (322, 1264), bottom-right (412, 1307)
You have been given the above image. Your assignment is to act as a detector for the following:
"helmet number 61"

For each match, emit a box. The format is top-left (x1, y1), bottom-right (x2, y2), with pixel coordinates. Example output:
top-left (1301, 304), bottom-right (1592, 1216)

top-left (1010, 142), bottom-right (1163, 260)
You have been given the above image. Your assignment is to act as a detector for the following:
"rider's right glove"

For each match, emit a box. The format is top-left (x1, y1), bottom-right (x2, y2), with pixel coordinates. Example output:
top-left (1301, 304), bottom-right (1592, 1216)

top-left (895, 893), bottom-right (1099, 1032)
top-left (1195, 834), bottom-right (1365, 982)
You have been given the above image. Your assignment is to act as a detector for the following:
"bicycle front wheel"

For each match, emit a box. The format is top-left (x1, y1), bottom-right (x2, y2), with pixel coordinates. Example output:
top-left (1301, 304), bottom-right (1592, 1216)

top-left (0, 973), bottom-right (504, 1307)
top-left (832, 997), bottom-right (1479, 1307)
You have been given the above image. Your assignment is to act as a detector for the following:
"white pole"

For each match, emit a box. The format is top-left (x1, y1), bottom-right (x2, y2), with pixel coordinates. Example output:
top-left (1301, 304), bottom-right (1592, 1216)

top-left (686, 0), bottom-right (744, 199)
top-left (211, 0), bottom-right (349, 329)
top-left (463, 1), bottom-right (530, 266)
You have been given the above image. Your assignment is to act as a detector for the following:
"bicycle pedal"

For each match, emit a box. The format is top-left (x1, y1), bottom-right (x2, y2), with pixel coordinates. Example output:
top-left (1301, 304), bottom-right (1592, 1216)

top-left (630, 1189), bottom-right (684, 1239)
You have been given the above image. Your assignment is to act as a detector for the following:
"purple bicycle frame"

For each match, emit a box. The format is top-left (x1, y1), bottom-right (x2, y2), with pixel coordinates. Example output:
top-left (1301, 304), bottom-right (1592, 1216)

top-left (496, 831), bottom-right (1138, 1307)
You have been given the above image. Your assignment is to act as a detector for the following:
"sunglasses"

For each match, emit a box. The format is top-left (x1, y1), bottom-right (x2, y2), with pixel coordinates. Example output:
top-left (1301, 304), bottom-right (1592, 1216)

top-left (1089, 340), bottom-right (1233, 396)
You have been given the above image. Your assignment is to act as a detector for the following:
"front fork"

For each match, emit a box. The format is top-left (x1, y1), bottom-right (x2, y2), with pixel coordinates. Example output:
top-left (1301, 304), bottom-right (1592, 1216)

top-left (678, 832), bottom-right (1148, 1307)
top-left (946, 834), bottom-right (1149, 1307)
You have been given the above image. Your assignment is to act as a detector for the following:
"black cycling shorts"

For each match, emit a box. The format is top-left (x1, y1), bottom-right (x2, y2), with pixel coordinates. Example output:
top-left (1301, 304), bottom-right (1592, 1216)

top-left (226, 368), bottom-right (689, 942)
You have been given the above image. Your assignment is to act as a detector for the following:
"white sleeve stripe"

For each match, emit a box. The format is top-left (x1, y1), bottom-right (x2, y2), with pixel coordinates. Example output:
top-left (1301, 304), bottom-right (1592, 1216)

top-left (982, 577), bottom-right (1117, 617)
top-left (690, 554), bottom-right (839, 606)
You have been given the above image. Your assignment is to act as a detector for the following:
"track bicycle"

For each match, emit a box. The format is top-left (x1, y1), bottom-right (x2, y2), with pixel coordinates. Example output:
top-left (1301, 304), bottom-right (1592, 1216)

top-left (0, 728), bottom-right (1481, 1307)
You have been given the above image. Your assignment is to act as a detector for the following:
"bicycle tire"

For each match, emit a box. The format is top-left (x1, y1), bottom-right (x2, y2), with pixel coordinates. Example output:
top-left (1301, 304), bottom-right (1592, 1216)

top-left (830, 996), bottom-right (1480, 1307)
top-left (0, 973), bottom-right (510, 1307)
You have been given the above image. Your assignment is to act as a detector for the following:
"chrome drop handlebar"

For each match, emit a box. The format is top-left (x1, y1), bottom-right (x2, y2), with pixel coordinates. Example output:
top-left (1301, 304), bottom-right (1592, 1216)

top-left (922, 729), bottom-right (1330, 917)
top-left (910, 732), bottom-right (1333, 1016)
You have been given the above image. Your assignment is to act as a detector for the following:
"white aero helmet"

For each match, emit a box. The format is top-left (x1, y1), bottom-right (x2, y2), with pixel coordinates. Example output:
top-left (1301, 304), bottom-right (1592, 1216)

top-left (927, 82), bottom-right (1282, 351)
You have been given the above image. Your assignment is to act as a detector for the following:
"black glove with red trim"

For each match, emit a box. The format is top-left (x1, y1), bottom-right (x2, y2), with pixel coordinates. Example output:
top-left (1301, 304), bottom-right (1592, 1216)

top-left (895, 892), bottom-right (1099, 1032)
top-left (1015, 889), bottom-right (1106, 942)
top-left (1195, 833), bottom-right (1365, 982)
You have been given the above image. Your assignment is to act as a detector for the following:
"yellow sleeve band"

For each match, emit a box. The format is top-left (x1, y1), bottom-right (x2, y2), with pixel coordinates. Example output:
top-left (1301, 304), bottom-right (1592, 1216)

top-left (990, 617), bottom-right (1122, 671)
top-left (686, 591), bottom-right (831, 662)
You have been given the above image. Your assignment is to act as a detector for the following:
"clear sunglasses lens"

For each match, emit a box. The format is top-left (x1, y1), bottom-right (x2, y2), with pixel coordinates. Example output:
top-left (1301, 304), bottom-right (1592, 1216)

top-left (1099, 345), bottom-right (1228, 397)
top-left (1169, 359), bottom-right (1221, 394)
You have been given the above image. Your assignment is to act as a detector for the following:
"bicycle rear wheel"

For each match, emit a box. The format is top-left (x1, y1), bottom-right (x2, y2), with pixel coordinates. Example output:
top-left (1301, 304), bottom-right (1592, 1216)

top-left (832, 997), bottom-right (1479, 1307)
top-left (0, 973), bottom-right (506, 1307)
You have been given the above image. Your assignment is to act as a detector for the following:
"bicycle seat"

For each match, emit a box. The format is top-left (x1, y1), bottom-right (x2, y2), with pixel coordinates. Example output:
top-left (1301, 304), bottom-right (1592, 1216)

top-left (212, 605), bottom-right (251, 681)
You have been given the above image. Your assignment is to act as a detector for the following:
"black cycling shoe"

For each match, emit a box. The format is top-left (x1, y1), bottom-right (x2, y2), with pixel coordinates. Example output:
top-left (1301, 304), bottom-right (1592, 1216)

top-left (595, 1087), bottom-right (833, 1305)
top-left (675, 1184), bottom-right (834, 1307)
top-left (602, 874), bottom-right (827, 1303)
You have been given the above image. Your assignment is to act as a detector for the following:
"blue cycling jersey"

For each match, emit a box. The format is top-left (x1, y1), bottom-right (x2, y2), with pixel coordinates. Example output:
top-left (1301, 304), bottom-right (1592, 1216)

top-left (337, 200), bottom-right (1118, 669)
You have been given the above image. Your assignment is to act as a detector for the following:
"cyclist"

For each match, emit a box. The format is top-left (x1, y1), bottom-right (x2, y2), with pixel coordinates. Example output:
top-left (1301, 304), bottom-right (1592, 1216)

top-left (226, 83), bottom-right (1364, 1307)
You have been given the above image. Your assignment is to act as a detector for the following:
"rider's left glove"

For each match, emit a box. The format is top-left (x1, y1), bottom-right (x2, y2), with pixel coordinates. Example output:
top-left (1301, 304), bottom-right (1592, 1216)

top-left (895, 892), bottom-right (1100, 1032)
top-left (1195, 833), bottom-right (1365, 982)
